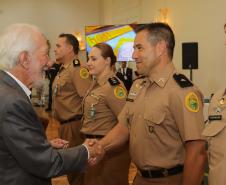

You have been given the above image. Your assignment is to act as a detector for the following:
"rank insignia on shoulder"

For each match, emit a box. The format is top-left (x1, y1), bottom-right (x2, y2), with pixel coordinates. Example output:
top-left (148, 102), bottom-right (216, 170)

top-left (73, 59), bottom-right (80, 67)
top-left (114, 86), bottom-right (126, 99)
top-left (173, 73), bottom-right (193, 88)
top-left (80, 67), bottom-right (89, 79)
top-left (108, 77), bottom-right (120, 86)
top-left (185, 92), bottom-right (199, 112)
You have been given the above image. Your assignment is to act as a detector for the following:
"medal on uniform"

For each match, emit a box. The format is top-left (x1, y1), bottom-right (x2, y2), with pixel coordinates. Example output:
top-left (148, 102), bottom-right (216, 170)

top-left (216, 107), bottom-right (222, 113)
top-left (89, 103), bottom-right (96, 120)
top-left (91, 92), bottom-right (100, 100)
top-left (219, 98), bottom-right (226, 105)
top-left (215, 97), bottom-right (226, 113)
top-left (135, 83), bottom-right (140, 89)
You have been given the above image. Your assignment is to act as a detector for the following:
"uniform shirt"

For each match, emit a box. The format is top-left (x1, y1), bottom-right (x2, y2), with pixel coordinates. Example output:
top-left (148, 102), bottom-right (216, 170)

top-left (81, 71), bottom-right (127, 136)
top-left (202, 88), bottom-right (226, 185)
top-left (52, 60), bottom-right (91, 122)
top-left (118, 62), bottom-right (205, 170)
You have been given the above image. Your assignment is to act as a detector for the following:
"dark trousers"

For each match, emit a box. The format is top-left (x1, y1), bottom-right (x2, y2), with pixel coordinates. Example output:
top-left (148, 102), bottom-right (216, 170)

top-left (59, 120), bottom-right (85, 185)
top-left (133, 173), bottom-right (183, 185)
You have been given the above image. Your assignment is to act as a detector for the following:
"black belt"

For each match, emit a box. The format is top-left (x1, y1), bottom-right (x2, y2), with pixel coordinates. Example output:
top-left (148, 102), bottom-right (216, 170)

top-left (139, 165), bottom-right (183, 178)
top-left (60, 115), bottom-right (82, 124)
top-left (84, 134), bottom-right (104, 139)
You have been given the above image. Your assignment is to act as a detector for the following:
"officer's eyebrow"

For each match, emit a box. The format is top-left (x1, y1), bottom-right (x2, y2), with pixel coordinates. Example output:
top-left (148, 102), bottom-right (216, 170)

top-left (133, 43), bottom-right (142, 49)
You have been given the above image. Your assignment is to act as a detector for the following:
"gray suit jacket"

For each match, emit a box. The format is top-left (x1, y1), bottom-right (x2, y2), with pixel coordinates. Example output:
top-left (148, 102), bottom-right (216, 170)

top-left (0, 70), bottom-right (88, 185)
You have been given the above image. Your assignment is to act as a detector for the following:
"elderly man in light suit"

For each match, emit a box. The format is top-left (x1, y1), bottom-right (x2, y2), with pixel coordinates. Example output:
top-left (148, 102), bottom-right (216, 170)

top-left (0, 23), bottom-right (103, 185)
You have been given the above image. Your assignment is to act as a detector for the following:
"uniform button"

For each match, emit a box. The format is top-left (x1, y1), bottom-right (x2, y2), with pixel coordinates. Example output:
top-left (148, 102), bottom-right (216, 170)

top-left (149, 126), bottom-right (154, 133)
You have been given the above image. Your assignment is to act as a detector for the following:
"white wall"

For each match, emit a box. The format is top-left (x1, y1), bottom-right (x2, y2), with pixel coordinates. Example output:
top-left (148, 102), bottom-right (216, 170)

top-left (1, 0), bottom-right (226, 96)
top-left (0, 0), bottom-right (101, 61)
top-left (101, 0), bottom-right (226, 96)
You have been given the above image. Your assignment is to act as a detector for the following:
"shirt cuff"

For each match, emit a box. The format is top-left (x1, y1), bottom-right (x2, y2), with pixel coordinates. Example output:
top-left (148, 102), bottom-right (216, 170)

top-left (82, 144), bottom-right (90, 159)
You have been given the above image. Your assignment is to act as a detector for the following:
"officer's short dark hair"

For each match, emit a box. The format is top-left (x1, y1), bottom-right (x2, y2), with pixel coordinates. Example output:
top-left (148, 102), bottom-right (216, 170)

top-left (135, 22), bottom-right (175, 59)
top-left (93, 43), bottom-right (116, 66)
top-left (59, 33), bottom-right (79, 54)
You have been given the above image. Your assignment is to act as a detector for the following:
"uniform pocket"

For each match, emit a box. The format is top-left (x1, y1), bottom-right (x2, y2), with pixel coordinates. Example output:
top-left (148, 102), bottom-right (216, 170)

top-left (144, 110), bottom-right (166, 125)
top-left (143, 110), bottom-right (166, 137)
top-left (203, 121), bottom-right (226, 176)
top-left (202, 121), bottom-right (226, 137)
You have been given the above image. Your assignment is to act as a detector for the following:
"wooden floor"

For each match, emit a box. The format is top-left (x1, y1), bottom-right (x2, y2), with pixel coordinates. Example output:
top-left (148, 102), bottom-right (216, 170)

top-left (35, 106), bottom-right (137, 185)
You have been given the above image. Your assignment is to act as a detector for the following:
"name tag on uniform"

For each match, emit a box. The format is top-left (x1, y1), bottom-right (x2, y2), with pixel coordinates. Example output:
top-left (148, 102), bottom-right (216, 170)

top-left (126, 98), bottom-right (134, 102)
top-left (208, 115), bottom-right (222, 121)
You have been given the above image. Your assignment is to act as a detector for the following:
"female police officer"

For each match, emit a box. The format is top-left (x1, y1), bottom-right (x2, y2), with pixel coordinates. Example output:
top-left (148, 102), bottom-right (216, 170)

top-left (81, 43), bottom-right (130, 185)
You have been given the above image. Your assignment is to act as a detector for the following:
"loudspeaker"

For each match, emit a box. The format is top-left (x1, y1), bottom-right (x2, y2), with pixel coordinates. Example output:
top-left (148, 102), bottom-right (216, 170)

top-left (182, 42), bottom-right (198, 69)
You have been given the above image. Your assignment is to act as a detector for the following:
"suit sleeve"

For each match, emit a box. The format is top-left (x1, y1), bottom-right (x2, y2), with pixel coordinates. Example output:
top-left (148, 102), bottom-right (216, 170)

top-left (2, 97), bottom-right (88, 178)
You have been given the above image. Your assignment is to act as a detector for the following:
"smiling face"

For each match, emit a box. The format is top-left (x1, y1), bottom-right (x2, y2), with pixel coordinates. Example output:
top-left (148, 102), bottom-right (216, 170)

top-left (132, 30), bottom-right (160, 76)
top-left (27, 36), bottom-right (50, 88)
top-left (87, 46), bottom-right (110, 77)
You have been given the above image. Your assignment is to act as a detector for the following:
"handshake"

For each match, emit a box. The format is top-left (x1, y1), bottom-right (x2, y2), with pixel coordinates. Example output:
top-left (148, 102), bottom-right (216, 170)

top-left (50, 138), bottom-right (106, 166)
top-left (83, 139), bottom-right (105, 166)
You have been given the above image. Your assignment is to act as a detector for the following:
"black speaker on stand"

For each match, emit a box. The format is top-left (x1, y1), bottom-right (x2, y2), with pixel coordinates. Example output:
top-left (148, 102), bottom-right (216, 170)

top-left (182, 42), bottom-right (198, 81)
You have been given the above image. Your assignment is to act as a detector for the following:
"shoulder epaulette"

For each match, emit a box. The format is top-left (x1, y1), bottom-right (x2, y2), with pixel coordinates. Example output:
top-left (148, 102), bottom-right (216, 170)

top-left (133, 75), bottom-right (145, 82)
top-left (108, 77), bottom-right (120, 86)
top-left (173, 73), bottom-right (193, 88)
top-left (73, 59), bottom-right (80, 67)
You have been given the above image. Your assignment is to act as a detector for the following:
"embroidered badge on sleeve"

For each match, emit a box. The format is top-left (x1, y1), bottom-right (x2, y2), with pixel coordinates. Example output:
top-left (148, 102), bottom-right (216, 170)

top-left (185, 92), bottom-right (199, 112)
top-left (80, 67), bottom-right (89, 79)
top-left (114, 86), bottom-right (126, 99)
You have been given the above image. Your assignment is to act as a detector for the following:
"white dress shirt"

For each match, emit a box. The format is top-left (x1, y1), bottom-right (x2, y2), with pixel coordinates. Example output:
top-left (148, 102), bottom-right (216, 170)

top-left (5, 71), bottom-right (31, 98)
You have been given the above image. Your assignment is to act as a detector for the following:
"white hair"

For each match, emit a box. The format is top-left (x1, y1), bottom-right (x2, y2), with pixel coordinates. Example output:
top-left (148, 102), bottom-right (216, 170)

top-left (0, 23), bottom-right (43, 70)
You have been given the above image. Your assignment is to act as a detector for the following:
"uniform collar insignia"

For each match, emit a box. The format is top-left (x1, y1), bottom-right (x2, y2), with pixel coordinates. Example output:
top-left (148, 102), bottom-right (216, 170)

top-left (149, 63), bottom-right (175, 88)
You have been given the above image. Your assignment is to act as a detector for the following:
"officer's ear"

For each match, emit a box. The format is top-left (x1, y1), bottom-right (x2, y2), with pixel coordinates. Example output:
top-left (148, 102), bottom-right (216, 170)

top-left (67, 44), bottom-right (74, 54)
top-left (106, 57), bottom-right (111, 66)
top-left (19, 51), bottom-right (30, 69)
top-left (156, 40), bottom-right (167, 57)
